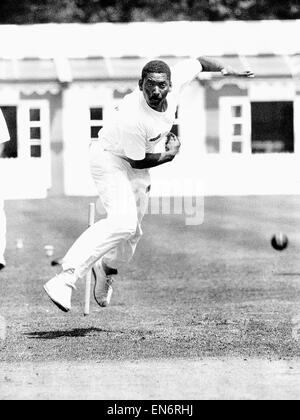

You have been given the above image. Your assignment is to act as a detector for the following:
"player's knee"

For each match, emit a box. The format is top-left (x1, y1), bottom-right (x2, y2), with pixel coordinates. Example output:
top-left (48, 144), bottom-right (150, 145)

top-left (114, 216), bottom-right (137, 238)
top-left (122, 221), bottom-right (138, 238)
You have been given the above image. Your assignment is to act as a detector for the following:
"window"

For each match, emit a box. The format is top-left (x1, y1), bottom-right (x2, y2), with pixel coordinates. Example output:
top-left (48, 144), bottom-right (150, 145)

top-left (232, 141), bottom-right (242, 153)
top-left (229, 105), bottom-right (245, 153)
top-left (219, 98), bottom-right (251, 155)
top-left (220, 97), bottom-right (295, 156)
top-left (12, 100), bottom-right (50, 165)
top-left (232, 105), bottom-right (242, 118)
top-left (30, 108), bottom-right (40, 122)
top-left (29, 107), bottom-right (42, 157)
top-left (89, 107), bottom-right (104, 140)
top-left (251, 102), bottom-right (294, 153)
top-left (0, 106), bottom-right (18, 158)
top-left (171, 107), bottom-right (180, 137)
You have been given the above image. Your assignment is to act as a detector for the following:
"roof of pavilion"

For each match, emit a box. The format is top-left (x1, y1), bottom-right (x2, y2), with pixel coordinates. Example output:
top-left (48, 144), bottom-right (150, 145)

top-left (0, 21), bottom-right (299, 83)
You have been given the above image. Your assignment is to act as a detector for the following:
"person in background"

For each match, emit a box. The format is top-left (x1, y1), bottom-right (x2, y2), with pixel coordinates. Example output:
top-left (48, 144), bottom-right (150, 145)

top-left (0, 109), bottom-right (10, 270)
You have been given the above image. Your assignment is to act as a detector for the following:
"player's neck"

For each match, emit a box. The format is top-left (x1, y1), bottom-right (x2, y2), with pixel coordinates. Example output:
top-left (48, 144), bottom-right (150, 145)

top-left (149, 99), bottom-right (168, 112)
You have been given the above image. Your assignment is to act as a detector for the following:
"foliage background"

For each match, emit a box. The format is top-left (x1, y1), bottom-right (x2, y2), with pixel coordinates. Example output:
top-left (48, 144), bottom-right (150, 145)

top-left (0, 0), bottom-right (299, 24)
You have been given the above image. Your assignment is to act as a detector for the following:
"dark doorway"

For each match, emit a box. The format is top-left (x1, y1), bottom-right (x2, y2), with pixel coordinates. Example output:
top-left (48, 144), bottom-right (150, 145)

top-left (251, 101), bottom-right (294, 153)
top-left (0, 106), bottom-right (18, 158)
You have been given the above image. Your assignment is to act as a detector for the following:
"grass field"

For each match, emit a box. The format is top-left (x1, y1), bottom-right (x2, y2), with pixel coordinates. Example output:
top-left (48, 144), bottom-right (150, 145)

top-left (1, 195), bottom-right (300, 399)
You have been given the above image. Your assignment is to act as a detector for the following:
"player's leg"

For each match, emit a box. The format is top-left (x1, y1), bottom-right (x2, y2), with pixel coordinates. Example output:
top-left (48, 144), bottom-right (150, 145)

top-left (44, 157), bottom-right (138, 311)
top-left (92, 172), bottom-right (150, 307)
top-left (63, 170), bottom-right (138, 277)
top-left (97, 173), bottom-right (150, 277)
top-left (0, 198), bottom-right (6, 270)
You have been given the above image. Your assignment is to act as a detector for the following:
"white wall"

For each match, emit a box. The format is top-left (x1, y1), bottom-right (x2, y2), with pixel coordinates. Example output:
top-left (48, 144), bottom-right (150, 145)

top-left (199, 154), bottom-right (300, 196)
top-left (0, 158), bottom-right (49, 199)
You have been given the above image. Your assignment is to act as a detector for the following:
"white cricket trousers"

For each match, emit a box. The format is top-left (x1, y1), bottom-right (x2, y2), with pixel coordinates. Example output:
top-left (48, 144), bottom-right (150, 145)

top-left (0, 198), bottom-right (6, 265)
top-left (62, 142), bottom-right (150, 280)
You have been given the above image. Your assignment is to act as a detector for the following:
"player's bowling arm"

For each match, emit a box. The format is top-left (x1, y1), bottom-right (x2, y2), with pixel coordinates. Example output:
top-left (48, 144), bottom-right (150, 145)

top-left (197, 56), bottom-right (224, 72)
top-left (197, 56), bottom-right (254, 78)
top-left (125, 152), bottom-right (176, 169)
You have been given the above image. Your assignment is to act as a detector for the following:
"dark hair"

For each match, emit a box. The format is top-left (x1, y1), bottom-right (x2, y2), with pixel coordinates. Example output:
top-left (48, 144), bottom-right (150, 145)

top-left (141, 60), bottom-right (171, 81)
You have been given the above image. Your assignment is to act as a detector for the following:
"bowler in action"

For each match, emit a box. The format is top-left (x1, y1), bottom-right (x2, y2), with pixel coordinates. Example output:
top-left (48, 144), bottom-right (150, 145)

top-left (44, 56), bottom-right (253, 312)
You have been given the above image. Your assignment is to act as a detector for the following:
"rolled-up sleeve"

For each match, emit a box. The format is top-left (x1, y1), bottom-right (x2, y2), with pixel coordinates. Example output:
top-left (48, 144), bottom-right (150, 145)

top-left (171, 58), bottom-right (202, 90)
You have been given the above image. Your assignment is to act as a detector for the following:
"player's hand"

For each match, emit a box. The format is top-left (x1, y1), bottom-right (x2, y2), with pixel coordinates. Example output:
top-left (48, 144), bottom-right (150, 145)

top-left (165, 132), bottom-right (181, 155)
top-left (221, 68), bottom-right (255, 78)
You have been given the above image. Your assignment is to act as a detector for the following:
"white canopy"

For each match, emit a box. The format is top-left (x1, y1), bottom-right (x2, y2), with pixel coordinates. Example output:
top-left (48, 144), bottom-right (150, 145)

top-left (0, 20), bottom-right (299, 59)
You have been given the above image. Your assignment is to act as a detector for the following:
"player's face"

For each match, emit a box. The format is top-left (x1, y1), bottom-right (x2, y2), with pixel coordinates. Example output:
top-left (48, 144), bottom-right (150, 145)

top-left (139, 73), bottom-right (172, 110)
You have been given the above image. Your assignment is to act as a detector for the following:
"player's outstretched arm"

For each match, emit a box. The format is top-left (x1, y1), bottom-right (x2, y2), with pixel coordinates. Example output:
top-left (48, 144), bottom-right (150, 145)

top-left (197, 56), bottom-right (254, 78)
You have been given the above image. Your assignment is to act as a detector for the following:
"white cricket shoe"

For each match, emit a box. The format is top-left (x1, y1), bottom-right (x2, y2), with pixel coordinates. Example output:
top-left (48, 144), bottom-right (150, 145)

top-left (92, 261), bottom-right (114, 308)
top-left (43, 270), bottom-right (76, 312)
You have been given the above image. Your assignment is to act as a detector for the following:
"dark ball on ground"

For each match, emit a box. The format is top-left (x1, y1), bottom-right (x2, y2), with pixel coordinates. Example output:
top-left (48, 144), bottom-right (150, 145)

top-left (271, 233), bottom-right (288, 251)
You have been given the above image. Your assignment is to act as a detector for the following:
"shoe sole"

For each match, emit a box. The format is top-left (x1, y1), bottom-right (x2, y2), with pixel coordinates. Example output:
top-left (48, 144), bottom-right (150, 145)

top-left (92, 268), bottom-right (109, 308)
top-left (43, 285), bottom-right (70, 313)
top-left (51, 258), bottom-right (63, 267)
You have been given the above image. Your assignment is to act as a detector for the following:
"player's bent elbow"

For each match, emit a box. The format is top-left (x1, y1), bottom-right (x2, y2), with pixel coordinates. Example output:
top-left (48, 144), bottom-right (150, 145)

top-left (128, 159), bottom-right (138, 169)
top-left (128, 159), bottom-right (146, 169)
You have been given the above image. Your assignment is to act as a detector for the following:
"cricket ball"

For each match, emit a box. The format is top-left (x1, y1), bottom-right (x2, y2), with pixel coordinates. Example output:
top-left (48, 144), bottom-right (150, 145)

top-left (271, 233), bottom-right (289, 251)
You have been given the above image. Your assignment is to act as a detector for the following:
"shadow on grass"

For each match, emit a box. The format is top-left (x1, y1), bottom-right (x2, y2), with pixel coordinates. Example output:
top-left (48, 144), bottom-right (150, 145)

top-left (274, 273), bottom-right (300, 277)
top-left (25, 328), bottom-right (107, 339)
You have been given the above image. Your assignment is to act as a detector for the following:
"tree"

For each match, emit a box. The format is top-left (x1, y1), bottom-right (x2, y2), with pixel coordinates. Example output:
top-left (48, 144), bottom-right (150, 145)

top-left (0, 0), bottom-right (299, 24)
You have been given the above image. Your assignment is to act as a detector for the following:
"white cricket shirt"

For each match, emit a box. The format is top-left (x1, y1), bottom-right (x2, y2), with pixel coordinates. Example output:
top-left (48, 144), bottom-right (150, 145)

top-left (99, 59), bottom-right (202, 160)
